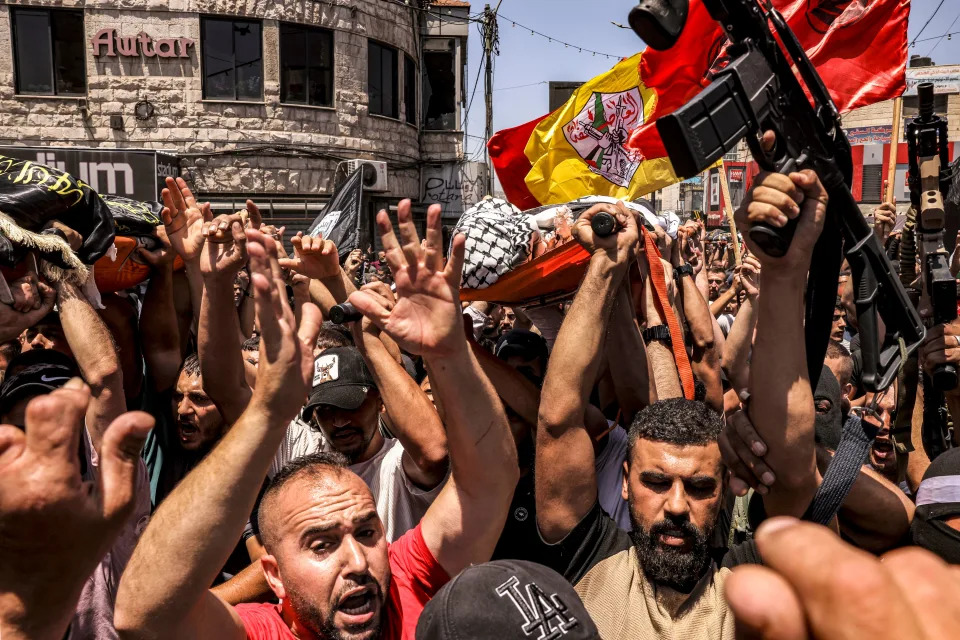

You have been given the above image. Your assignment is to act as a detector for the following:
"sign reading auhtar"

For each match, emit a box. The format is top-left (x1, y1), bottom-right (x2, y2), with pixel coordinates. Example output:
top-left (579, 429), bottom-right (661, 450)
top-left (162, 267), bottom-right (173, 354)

top-left (91, 29), bottom-right (195, 58)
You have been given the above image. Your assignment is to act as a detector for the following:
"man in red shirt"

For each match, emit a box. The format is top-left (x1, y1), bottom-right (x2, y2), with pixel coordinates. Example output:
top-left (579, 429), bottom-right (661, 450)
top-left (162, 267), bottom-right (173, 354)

top-left (115, 200), bottom-right (519, 640)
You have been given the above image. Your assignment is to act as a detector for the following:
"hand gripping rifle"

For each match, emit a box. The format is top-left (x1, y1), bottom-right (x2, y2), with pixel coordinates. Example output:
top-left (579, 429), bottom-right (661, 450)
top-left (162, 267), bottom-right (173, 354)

top-left (624, 0), bottom-right (925, 393)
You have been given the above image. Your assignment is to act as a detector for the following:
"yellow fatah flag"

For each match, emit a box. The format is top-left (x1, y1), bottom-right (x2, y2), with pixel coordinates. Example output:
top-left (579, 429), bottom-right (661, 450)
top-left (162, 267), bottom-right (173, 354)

top-left (523, 53), bottom-right (680, 205)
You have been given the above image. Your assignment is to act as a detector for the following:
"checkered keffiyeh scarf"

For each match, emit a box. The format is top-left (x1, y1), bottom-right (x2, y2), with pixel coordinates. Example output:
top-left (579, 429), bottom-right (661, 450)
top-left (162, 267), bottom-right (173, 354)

top-left (454, 198), bottom-right (535, 290)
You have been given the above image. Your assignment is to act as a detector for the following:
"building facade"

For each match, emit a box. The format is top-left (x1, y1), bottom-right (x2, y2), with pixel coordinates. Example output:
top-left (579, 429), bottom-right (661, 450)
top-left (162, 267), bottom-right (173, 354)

top-left (0, 0), bottom-right (483, 241)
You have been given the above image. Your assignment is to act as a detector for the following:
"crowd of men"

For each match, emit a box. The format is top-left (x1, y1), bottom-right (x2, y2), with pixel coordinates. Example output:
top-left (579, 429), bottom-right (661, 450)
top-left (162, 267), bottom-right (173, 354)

top-left (3, 163), bottom-right (960, 640)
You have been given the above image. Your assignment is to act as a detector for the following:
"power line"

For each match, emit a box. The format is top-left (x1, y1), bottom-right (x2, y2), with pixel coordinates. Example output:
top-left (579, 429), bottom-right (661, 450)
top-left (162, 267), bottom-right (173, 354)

top-left (498, 12), bottom-right (623, 60)
top-left (494, 80), bottom-right (549, 92)
top-left (925, 11), bottom-right (960, 56)
top-left (912, 29), bottom-right (960, 45)
top-left (911, 0), bottom-right (946, 46)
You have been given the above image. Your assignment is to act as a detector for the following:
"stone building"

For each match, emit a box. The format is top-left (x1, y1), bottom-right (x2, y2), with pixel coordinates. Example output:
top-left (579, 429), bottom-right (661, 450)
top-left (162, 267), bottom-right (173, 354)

top-left (0, 0), bottom-right (484, 241)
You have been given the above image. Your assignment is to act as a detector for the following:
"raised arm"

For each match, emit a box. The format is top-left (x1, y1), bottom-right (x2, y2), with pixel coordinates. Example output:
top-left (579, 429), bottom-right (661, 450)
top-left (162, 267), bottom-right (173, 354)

top-left (722, 255), bottom-right (761, 393)
top-left (535, 203), bottom-right (637, 543)
top-left (350, 281), bottom-right (448, 489)
top-left (604, 278), bottom-right (654, 424)
top-left (138, 234), bottom-right (182, 392)
top-left (738, 169), bottom-right (827, 517)
top-left (159, 177), bottom-right (212, 334)
top-left (114, 231), bottom-right (322, 640)
top-left (197, 209), bottom-right (254, 424)
top-left (349, 200), bottom-right (517, 576)
top-left (56, 281), bottom-right (125, 454)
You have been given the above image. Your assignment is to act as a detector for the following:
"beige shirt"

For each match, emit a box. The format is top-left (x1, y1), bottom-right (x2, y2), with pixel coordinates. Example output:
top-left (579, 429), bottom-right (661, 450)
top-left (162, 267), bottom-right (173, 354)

top-left (574, 546), bottom-right (734, 640)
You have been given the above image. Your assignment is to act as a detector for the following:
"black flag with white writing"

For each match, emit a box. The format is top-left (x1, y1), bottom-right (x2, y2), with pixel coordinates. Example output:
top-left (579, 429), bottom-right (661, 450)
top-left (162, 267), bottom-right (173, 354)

top-left (308, 167), bottom-right (363, 260)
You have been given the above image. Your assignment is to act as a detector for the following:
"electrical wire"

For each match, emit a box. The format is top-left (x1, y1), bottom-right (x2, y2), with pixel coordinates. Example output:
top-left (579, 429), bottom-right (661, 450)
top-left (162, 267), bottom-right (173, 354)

top-left (925, 10), bottom-right (960, 57)
top-left (497, 12), bottom-right (623, 60)
top-left (494, 80), bottom-right (549, 92)
top-left (911, 0), bottom-right (946, 46)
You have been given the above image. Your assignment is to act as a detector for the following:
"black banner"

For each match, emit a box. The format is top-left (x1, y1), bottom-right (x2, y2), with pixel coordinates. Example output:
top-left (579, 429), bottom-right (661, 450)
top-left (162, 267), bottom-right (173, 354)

top-left (308, 167), bottom-right (363, 260)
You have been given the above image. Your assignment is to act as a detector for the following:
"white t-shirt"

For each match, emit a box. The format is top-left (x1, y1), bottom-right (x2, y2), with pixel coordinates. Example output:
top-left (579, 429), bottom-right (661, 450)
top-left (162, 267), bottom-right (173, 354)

top-left (270, 420), bottom-right (444, 542)
top-left (351, 438), bottom-right (445, 542)
top-left (595, 424), bottom-right (631, 531)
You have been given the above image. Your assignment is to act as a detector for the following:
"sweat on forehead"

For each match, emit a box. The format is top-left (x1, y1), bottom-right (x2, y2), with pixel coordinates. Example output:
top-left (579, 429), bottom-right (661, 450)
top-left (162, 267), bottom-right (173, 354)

top-left (257, 452), bottom-right (363, 551)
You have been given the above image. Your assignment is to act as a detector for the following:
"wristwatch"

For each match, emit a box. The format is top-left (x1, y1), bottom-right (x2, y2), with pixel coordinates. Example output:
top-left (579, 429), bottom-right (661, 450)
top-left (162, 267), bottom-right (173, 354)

top-left (642, 325), bottom-right (672, 345)
top-left (674, 264), bottom-right (694, 283)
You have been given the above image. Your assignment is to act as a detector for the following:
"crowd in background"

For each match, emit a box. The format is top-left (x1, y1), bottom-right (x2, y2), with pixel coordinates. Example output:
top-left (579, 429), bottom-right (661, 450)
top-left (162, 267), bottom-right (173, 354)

top-left (3, 167), bottom-right (960, 640)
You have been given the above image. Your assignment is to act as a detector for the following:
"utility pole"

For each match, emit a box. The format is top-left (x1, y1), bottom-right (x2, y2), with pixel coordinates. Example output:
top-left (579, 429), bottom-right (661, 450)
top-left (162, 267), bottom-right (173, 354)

top-left (482, 1), bottom-right (501, 196)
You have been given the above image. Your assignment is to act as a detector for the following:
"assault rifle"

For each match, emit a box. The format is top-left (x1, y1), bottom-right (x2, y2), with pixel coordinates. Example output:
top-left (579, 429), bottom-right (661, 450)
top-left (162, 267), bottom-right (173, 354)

top-left (623, 0), bottom-right (925, 392)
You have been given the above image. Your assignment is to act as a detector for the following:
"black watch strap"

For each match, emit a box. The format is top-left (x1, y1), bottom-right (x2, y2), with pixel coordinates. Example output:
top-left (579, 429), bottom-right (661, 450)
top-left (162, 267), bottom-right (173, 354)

top-left (642, 325), bottom-right (672, 345)
top-left (674, 264), bottom-right (694, 281)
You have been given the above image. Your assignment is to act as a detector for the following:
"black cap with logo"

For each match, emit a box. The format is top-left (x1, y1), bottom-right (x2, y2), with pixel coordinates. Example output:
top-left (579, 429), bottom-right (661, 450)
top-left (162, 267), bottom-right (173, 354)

top-left (303, 347), bottom-right (378, 414)
top-left (0, 349), bottom-right (79, 418)
top-left (416, 559), bottom-right (599, 640)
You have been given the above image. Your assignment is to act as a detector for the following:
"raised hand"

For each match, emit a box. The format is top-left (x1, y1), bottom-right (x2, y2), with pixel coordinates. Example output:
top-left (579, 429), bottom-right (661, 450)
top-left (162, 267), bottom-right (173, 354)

top-left (873, 201), bottom-right (896, 243)
top-left (160, 177), bottom-right (212, 263)
top-left (735, 169), bottom-right (828, 276)
top-left (0, 381), bottom-right (152, 640)
top-left (137, 225), bottom-right (177, 272)
top-left (737, 254), bottom-right (761, 299)
top-left (571, 201), bottom-right (639, 266)
top-left (348, 200), bottom-right (466, 357)
top-left (350, 281), bottom-right (395, 342)
top-left (726, 517), bottom-right (960, 639)
top-left (278, 232), bottom-right (341, 280)
top-left (246, 229), bottom-right (322, 421)
top-left (199, 213), bottom-right (248, 282)
top-left (0, 265), bottom-right (56, 342)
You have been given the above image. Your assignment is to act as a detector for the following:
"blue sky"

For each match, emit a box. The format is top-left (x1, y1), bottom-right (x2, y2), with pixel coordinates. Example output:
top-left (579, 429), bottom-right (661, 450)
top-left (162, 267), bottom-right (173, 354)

top-left (464, 0), bottom-right (960, 158)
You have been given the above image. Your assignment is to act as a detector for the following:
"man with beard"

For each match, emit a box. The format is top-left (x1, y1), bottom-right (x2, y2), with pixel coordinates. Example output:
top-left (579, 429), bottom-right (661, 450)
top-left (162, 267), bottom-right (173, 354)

top-left (116, 206), bottom-right (518, 640)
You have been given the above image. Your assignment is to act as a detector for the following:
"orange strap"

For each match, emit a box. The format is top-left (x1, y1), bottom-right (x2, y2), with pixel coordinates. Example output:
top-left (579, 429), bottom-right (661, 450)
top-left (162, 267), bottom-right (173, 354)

top-left (642, 229), bottom-right (695, 400)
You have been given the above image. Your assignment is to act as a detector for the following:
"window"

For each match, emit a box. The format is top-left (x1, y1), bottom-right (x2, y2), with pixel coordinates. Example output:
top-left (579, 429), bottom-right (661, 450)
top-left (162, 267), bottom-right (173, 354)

top-left (368, 41), bottom-right (398, 119)
top-left (422, 46), bottom-right (457, 130)
top-left (11, 8), bottom-right (86, 96)
top-left (902, 93), bottom-right (949, 118)
top-left (280, 23), bottom-right (334, 107)
top-left (201, 17), bottom-right (263, 101)
top-left (404, 54), bottom-right (417, 125)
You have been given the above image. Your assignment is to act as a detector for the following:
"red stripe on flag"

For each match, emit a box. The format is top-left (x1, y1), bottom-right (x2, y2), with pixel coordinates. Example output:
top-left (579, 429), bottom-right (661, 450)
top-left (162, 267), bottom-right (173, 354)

top-left (488, 114), bottom-right (547, 211)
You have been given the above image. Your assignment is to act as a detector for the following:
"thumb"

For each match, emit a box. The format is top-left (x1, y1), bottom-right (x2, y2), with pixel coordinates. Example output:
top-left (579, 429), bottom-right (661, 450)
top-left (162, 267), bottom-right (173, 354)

top-left (99, 411), bottom-right (154, 523)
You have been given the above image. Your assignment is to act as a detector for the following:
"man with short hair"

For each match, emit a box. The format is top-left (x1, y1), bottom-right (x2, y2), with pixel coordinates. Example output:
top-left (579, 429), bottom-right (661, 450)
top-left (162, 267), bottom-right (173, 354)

top-left (824, 339), bottom-right (854, 399)
top-left (706, 266), bottom-right (726, 302)
top-left (115, 205), bottom-right (518, 640)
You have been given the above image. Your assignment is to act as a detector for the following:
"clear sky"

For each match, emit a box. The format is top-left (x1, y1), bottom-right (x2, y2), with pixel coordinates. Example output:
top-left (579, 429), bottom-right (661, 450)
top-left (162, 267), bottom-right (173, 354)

top-left (464, 0), bottom-right (960, 159)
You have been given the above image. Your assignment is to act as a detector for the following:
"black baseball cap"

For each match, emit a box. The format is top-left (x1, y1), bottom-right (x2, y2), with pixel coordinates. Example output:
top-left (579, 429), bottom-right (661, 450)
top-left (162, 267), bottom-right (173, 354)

top-left (416, 560), bottom-right (599, 640)
top-left (303, 347), bottom-right (377, 414)
top-left (495, 330), bottom-right (548, 364)
top-left (0, 349), bottom-right (79, 418)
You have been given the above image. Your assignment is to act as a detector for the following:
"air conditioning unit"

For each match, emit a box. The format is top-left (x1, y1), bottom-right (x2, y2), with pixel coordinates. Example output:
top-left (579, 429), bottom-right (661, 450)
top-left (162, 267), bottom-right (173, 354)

top-left (344, 160), bottom-right (388, 192)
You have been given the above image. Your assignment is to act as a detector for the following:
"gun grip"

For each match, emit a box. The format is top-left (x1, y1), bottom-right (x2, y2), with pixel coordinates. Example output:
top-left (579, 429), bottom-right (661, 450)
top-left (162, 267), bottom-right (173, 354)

top-left (932, 363), bottom-right (959, 392)
top-left (591, 212), bottom-right (618, 238)
top-left (747, 218), bottom-right (799, 258)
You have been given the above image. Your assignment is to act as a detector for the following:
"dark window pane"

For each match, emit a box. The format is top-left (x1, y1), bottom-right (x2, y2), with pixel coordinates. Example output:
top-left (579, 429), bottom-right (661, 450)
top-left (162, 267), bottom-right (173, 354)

top-left (203, 19), bottom-right (235, 99)
top-left (13, 10), bottom-right (54, 95)
top-left (306, 29), bottom-right (333, 106)
top-left (404, 54), bottom-right (416, 125)
top-left (51, 10), bottom-right (86, 95)
top-left (281, 24), bottom-right (307, 104)
top-left (234, 22), bottom-right (262, 100)
top-left (423, 50), bottom-right (456, 130)
top-left (369, 42), bottom-right (383, 115)
top-left (861, 164), bottom-right (883, 204)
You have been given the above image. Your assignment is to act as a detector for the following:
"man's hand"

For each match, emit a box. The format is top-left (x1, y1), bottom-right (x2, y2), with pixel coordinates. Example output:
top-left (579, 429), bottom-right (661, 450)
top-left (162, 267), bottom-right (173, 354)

top-left (137, 227), bottom-right (177, 272)
top-left (736, 169), bottom-right (828, 276)
top-left (345, 248), bottom-right (364, 278)
top-left (349, 281), bottom-right (395, 342)
top-left (0, 381), bottom-right (152, 640)
top-left (571, 202), bottom-right (639, 266)
top-left (873, 201), bottom-right (896, 243)
top-left (718, 407), bottom-right (775, 497)
top-left (348, 200), bottom-right (465, 357)
top-left (919, 320), bottom-right (960, 382)
top-left (736, 255), bottom-right (761, 299)
top-left (726, 517), bottom-right (960, 639)
top-left (246, 230), bottom-right (322, 422)
top-left (199, 213), bottom-right (248, 282)
top-left (160, 177), bottom-right (212, 263)
top-left (0, 274), bottom-right (56, 343)
top-left (278, 232), bottom-right (341, 280)
top-left (242, 200), bottom-right (262, 230)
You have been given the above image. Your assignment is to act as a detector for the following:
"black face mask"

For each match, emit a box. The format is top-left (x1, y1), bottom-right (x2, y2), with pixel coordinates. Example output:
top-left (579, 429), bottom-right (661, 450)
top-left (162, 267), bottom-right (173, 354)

top-left (814, 366), bottom-right (843, 451)
top-left (911, 503), bottom-right (960, 565)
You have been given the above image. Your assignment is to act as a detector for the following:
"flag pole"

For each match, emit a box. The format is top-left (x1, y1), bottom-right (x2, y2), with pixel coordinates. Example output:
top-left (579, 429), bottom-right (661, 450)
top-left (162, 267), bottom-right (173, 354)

top-left (718, 161), bottom-right (742, 265)
top-left (885, 96), bottom-right (903, 204)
